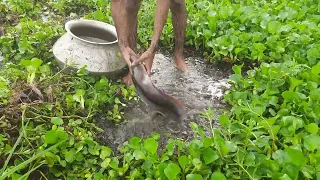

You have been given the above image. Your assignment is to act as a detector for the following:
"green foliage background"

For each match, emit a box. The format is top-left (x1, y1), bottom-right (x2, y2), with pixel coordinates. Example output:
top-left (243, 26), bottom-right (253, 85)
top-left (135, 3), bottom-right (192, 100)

top-left (0, 0), bottom-right (320, 179)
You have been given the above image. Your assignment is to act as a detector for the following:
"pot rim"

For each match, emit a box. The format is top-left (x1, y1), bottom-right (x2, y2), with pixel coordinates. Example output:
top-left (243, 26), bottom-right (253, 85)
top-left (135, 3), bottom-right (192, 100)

top-left (65, 19), bottom-right (118, 45)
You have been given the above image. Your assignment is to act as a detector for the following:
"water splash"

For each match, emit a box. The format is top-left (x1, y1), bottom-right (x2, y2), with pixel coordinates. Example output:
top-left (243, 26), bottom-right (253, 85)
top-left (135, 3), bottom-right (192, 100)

top-left (96, 53), bottom-right (232, 150)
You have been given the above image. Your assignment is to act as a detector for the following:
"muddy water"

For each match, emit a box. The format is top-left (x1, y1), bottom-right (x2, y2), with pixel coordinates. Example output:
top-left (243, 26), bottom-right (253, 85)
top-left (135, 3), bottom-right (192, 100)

top-left (96, 52), bottom-right (232, 151)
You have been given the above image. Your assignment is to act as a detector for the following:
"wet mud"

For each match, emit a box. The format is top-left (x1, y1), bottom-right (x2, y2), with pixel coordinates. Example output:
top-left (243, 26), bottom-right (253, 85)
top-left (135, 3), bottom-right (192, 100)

top-left (96, 52), bottom-right (232, 151)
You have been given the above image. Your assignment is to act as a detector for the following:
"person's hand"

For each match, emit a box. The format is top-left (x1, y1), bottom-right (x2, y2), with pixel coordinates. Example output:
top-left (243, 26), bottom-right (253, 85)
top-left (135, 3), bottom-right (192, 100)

top-left (120, 46), bottom-right (136, 73)
top-left (120, 46), bottom-right (136, 86)
top-left (132, 48), bottom-right (156, 76)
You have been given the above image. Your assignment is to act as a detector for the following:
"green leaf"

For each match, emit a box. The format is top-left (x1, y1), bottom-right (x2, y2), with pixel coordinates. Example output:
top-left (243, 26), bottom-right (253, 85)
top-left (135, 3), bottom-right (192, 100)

top-left (75, 152), bottom-right (84, 162)
top-left (307, 48), bottom-right (320, 65)
top-left (124, 153), bottom-right (133, 163)
top-left (165, 140), bottom-right (175, 156)
top-left (115, 97), bottom-right (121, 104)
top-left (253, 43), bottom-right (266, 52)
top-left (307, 81), bottom-right (318, 90)
top-left (273, 150), bottom-right (286, 166)
top-left (94, 173), bottom-right (104, 180)
top-left (281, 91), bottom-right (300, 102)
top-left (219, 115), bottom-right (230, 127)
top-left (211, 171), bottom-right (227, 180)
top-left (301, 165), bottom-right (315, 179)
top-left (92, 10), bottom-right (104, 20)
top-left (217, 137), bottom-right (230, 155)
top-left (186, 174), bottom-right (202, 180)
top-left (130, 168), bottom-right (141, 178)
top-left (244, 152), bottom-right (256, 166)
top-left (101, 158), bottom-right (111, 168)
top-left (203, 137), bottom-right (213, 148)
top-left (45, 130), bottom-right (58, 144)
top-left (225, 141), bottom-right (236, 152)
top-left (232, 64), bottom-right (243, 75)
top-left (44, 153), bottom-right (55, 167)
top-left (275, 173), bottom-right (293, 180)
top-left (284, 147), bottom-right (306, 167)
top-left (235, 48), bottom-right (243, 55)
top-left (282, 164), bottom-right (299, 180)
top-left (133, 150), bottom-right (145, 160)
top-left (158, 163), bottom-right (168, 180)
top-left (144, 138), bottom-right (158, 155)
top-left (76, 89), bottom-right (86, 96)
top-left (251, 105), bottom-right (266, 116)
top-left (110, 157), bottom-right (119, 170)
top-left (289, 77), bottom-right (303, 91)
top-left (50, 117), bottom-right (63, 126)
top-left (202, 148), bottom-right (219, 165)
top-left (269, 160), bottom-right (280, 172)
top-left (311, 64), bottom-right (320, 75)
top-left (304, 134), bottom-right (320, 152)
top-left (129, 137), bottom-right (141, 149)
top-left (100, 146), bottom-right (112, 159)
top-left (219, 6), bottom-right (229, 19)
top-left (192, 158), bottom-right (202, 169)
top-left (278, 11), bottom-right (288, 20)
top-left (178, 155), bottom-right (189, 170)
top-left (268, 21), bottom-right (281, 34)
top-left (164, 163), bottom-right (181, 180)
top-left (39, 64), bottom-right (51, 74)
top-left (305, 123), bottom-right (319, 134)
top-left (30, 58), bottom-right (43, 68)
top-left (151, 132), bottom-right (160, 140)
top-left (188, 139), bottom-right (202, 158)
top-left (65, 149), bottom-right (76, 163)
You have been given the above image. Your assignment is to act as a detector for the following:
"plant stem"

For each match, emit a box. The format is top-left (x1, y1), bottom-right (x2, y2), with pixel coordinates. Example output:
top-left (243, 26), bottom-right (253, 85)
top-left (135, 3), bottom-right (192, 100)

top-left (0, 139), bottom-right (67, 180)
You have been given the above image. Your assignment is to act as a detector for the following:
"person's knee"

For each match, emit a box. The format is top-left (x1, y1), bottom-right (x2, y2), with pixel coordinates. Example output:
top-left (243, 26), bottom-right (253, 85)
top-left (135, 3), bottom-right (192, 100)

top-left (125, 0), bottom-right (141, 13)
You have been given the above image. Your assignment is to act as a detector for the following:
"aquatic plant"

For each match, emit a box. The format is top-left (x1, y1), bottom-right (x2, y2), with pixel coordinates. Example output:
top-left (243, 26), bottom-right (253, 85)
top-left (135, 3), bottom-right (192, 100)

top-left (1, 0), bottom-right (320, 179)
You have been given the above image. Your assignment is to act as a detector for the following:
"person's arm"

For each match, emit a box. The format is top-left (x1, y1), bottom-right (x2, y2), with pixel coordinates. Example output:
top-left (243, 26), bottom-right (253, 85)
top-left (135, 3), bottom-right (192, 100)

top-left (131, 0), bottom-right (171, 74)
top-left (148, 0), bottom-right (171, 53)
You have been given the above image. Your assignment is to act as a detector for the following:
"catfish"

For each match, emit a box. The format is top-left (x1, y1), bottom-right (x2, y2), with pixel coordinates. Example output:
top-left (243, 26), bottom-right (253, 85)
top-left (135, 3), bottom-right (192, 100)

top-left (130, 55), bottom-right (186, 132)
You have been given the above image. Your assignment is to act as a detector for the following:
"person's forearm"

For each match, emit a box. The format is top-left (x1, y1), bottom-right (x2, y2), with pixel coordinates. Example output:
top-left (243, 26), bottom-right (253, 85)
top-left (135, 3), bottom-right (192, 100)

top-left (111, 0), bottom-right (129, 49)
top-left (149, 0), bottom-right (171, 52)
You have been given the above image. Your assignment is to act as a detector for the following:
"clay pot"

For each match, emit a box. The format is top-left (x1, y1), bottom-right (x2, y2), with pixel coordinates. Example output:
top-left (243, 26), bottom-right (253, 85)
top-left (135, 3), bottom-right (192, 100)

top-left (52, 19), bottom-right (127, 78)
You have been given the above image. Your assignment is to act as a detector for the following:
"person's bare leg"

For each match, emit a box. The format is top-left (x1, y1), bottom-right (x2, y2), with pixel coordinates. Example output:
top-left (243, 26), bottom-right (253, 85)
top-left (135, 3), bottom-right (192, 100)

top-left (111, 0), bottom-right (130, 50)
top-left (170, 0), bottom-right (188, 72)
top-left (111, 0), bottom-right (141, 86)
top-left (126, 0), bottom-right (141, 52)
top-left (123, 0), bottom-right (141, 85)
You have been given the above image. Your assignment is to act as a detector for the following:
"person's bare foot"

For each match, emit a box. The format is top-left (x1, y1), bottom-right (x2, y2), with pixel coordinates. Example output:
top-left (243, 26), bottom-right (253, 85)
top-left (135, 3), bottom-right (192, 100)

top-left (174, 55), bottom-right (188, 72)
top-left (122, 72), bottom-right (133, 86)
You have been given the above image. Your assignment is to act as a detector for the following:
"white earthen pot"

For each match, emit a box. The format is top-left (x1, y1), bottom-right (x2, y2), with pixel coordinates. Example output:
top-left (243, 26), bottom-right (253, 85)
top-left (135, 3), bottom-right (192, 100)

top-left (52, 19), bottom-right (127, 77)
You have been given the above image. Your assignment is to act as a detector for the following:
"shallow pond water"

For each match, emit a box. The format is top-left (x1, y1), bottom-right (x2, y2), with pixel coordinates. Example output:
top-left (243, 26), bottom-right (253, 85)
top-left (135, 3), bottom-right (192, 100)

top-left (96, 52), bottom-right (232, 151)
